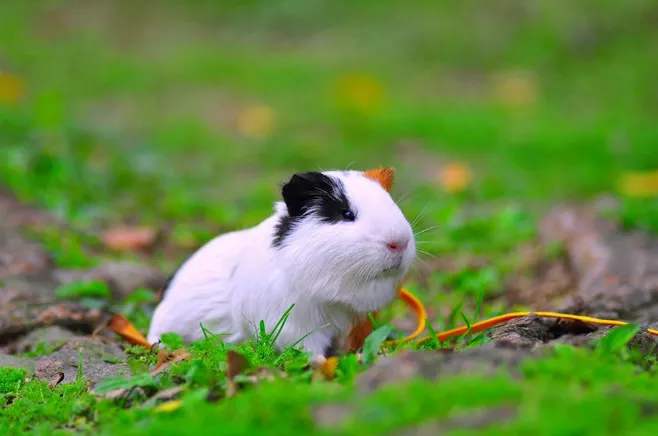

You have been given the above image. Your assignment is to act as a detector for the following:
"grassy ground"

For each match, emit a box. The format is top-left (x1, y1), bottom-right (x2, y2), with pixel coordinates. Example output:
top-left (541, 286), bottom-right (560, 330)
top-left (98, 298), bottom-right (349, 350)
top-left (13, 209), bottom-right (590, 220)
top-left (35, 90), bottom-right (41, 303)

top-left (2, 1), bottom-right (658, 434)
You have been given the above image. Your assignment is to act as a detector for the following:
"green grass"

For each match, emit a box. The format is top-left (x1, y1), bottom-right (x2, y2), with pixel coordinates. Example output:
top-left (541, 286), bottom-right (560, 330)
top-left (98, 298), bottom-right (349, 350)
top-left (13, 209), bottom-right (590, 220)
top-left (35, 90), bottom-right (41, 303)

top-left (3, 328), bottom-right (658, 435)
top-left (1, 0), bottom-right (658, 434)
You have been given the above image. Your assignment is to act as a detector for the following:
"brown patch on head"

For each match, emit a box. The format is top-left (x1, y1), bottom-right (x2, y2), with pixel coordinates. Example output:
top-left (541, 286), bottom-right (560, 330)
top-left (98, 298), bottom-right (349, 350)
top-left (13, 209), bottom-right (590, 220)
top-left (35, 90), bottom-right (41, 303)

top-left (364, 167), bottom-right (395, 192)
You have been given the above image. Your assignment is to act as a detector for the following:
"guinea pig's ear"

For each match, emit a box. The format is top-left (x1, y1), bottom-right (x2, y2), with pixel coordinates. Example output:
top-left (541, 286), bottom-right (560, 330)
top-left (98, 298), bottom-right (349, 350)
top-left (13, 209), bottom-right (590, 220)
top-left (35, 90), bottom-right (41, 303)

top-left (364, 167), bottom-right (395, 192)
top-left (281, 172), bottom-right (323, 218)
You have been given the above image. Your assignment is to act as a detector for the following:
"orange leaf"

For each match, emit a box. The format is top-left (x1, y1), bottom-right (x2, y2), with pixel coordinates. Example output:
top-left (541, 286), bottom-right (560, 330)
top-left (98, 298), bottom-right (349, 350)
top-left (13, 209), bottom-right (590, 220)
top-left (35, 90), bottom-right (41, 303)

top-left (437, 162), bottom-right (472, 193)
top-left (108, 314), bottom-right (151, 348)
top-left (102, 226), bottom-right (157, 252)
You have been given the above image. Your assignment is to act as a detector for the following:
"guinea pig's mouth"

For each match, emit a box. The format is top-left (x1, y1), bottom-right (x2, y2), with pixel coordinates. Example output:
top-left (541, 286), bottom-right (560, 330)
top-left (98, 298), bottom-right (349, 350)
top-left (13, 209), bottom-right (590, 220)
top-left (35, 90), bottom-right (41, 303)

top-left (379, 260), bottom-right (403, 277)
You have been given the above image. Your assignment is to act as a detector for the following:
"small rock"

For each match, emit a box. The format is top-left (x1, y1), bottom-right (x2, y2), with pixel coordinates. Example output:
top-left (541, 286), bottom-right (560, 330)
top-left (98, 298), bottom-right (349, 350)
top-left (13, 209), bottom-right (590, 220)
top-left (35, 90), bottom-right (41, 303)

top-left (357, 347), bottom-right (528, 393)
top-left (0, 353), bottom-right (35, 374)
top-left (34, 337), bottom-right (129, 386)
top-left (15, 326), bottom-right (78, 353)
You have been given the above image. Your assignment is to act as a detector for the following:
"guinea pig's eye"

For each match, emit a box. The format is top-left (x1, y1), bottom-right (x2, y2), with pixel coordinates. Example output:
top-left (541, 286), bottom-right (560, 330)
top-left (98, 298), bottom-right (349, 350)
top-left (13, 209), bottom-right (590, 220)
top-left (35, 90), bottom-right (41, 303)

top-left (342, 209), bottom-right (356, 221)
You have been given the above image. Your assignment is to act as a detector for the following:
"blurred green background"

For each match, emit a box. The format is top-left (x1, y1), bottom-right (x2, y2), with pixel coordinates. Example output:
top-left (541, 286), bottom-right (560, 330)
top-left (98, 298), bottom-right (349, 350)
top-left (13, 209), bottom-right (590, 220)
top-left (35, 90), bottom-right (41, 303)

top-left (1, 0), bottom-right (657, 249)
top-left (3, 2), bottom-right (658, 434)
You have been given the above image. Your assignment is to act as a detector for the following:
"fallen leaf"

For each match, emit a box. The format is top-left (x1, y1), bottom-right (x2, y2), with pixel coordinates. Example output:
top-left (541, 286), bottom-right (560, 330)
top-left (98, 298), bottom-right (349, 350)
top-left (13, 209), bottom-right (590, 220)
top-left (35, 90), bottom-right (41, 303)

top-left (618, 170), bottom-right (658, 197)
top-left (227, 350), bottom-right (248, 380)
top-left (102, 226), bottom-right (157, 252)
top-left (226, 350), bottom-right (249, 397)
top-left (0, 72), bottom-right (25, 105)
top-left (151, 348), bottom-right (191, 375)
top-left (48, 372), bottom-right (65, 388)
top-left (347, 319), bottom-right (373, 352)
top-left (154, 400), bottom-right (182, 413)
top-left (236, 104), bottom-right (276, 139)
top-left (108, 314), bottom-right (151, 348)
top-left (320, 357), bottom-right (338, 380)
top-left (437, 162), bottom-right (473, 193)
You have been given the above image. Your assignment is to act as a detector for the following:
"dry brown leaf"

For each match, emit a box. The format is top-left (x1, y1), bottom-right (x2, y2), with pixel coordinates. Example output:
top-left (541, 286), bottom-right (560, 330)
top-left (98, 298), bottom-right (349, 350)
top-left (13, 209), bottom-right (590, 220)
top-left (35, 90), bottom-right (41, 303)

top-left (226, 350), bottom-right (249, 397)
top-left (151, 348), bottom-right (191, 375)
top-left (108, 314), bottom-right (151, 348)
top-left (102, 226), bottom-right (157, 252)
top-left (227, 350), bottom-right (248, 379)
top-left (347, 319), bottom-right (373, 352)
top-left (48, 372), bottom-right (65, 388)
top-left (437, 162), bottom-right (473, 193)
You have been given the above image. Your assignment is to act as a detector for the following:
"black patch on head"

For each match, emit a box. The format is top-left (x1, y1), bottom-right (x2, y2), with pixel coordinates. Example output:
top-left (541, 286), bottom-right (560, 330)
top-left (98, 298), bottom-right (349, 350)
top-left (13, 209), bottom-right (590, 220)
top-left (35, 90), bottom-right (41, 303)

top-left (273, 172), bottom-right (354, 247)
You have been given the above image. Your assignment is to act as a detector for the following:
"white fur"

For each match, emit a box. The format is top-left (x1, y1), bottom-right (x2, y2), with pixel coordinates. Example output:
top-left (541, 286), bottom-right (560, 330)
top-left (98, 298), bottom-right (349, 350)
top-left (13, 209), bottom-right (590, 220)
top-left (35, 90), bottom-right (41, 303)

top-left (148, 170), bottom-right (415, 355)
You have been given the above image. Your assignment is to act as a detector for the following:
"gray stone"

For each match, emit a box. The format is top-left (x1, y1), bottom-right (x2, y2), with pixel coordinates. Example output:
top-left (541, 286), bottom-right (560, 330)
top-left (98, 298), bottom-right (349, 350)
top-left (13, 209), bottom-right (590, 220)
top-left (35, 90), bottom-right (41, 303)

top-left (0, 353), bottom-right (35, 373)
top-left (357, 346), bottom-right (529, 393)
top-left (55, 260), bottom-right (165, 299)
top-left (15, 326), bottom-right (79, 353)
top-left (35, 337), bottom-right (129, 386)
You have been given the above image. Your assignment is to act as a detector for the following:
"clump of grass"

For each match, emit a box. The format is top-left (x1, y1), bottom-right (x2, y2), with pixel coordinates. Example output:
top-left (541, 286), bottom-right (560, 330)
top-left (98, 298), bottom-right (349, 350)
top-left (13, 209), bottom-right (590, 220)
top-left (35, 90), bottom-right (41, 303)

top-left (55, 280), bottom-right (111, 300)
top-left (0, 367), bottom-right (25, 395)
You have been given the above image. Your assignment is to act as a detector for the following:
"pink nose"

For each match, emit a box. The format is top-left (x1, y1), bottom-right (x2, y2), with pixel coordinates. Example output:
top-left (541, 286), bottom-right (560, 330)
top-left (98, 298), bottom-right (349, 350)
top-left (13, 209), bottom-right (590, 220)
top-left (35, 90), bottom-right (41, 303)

top-left (386, 239), bottom-right (409, 252)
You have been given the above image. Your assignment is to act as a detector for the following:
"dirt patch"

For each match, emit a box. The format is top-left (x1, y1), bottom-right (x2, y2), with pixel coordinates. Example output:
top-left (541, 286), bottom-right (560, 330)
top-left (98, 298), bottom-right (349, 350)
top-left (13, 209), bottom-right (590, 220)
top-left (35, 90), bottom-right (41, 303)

top-left (0, 190), bottom-right (53, 279)
top-left (540, 205), bottom-right (658, 324)
top-left (0, 190), bottom-right (157, 384)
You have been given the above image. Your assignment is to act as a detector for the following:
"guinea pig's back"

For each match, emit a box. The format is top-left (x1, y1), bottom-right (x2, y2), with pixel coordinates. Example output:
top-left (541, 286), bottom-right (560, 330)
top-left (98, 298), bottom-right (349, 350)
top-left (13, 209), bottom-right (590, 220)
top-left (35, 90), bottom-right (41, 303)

top-left (147, 227), bottom-right (257, 343)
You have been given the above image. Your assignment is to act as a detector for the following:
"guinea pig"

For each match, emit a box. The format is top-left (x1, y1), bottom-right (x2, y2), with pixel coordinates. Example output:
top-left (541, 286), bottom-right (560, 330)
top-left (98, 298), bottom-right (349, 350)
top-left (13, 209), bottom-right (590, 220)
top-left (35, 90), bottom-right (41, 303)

top-left (147, 168), bottom-right (415, 356)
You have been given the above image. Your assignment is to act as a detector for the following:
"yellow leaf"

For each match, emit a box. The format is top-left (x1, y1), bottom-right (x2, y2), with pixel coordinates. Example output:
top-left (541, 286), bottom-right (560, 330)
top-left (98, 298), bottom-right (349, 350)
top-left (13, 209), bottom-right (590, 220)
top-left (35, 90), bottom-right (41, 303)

top-left (236, 104), bottom-right (276, 139)
top-left (154, 400), bottom-right (182, 413)
top-left (492, 70), bottom-right (538, 109)
top-left (437, 162), bottom-right (473, 193)
top-left (335, 73), bottom-right (385, 115)
top-left (0, 72), bottom-right (25, 105)
top-left (619, 170), bottom-right (658, 197)
top-left (320, 356), bottom-right (338, 380)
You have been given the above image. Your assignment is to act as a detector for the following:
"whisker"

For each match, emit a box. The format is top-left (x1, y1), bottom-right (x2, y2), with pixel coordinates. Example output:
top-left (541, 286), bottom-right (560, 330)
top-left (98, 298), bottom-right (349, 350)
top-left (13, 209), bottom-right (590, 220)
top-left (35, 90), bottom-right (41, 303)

top-left (414, 225), bottom-right (440, 237)
top-left (416, 248), bottom-right (438, 259)
top-left (410, 203), bottom-right (429, 229)
top-left (395, 190), bottom-right (414, 205)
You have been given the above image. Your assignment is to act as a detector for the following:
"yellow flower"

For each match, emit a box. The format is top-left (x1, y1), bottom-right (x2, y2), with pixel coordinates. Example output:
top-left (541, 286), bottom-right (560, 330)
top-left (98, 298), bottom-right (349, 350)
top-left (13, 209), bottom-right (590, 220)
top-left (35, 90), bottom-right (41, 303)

top-left (236, 104), bottom-right (276, 139)
top-left (619, 170), bottom-right (658, 197)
